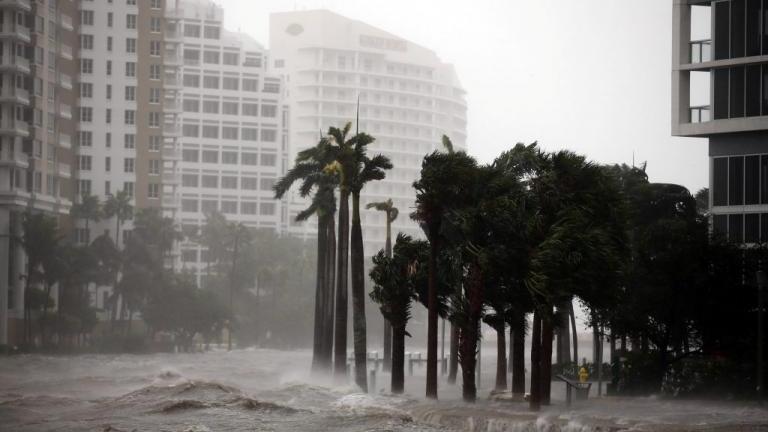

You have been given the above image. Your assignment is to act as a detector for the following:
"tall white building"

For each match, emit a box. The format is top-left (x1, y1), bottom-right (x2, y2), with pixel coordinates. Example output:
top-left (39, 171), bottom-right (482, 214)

top-left (170, 0), bottom-right (288, 283)
top-left (269, 10), bottom-right (468, 255)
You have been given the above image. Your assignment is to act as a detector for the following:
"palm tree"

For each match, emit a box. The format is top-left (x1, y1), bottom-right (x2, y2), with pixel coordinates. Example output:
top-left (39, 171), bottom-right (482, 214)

top-left (274, 135), bottom-right (338, 372)
top-left (103, 190), bottom-right (133, 249)
top-left (198, 211), bottom-right (230, 282)
top-left (366, 199), bottom-right (399, 372)
top-left (70, 194), bottom-right (102, 244)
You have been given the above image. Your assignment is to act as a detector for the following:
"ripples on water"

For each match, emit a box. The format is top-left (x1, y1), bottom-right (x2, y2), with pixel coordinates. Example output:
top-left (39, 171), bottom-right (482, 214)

top-left (0, 349), bottom-right (766, 432)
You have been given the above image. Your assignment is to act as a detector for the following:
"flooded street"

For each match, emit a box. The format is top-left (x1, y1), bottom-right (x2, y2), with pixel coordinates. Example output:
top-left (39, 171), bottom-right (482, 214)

top-left (0, 349), bottom-right (767, 431)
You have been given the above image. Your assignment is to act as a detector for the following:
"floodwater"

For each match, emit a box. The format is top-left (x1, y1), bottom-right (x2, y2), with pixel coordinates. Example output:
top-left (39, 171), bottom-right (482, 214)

top-left (0, 348), bottom-right (767, 432)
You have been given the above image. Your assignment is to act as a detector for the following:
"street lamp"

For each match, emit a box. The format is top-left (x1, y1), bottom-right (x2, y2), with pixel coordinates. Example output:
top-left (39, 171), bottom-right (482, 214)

top-left (756, 270), bottom-right (766, 403)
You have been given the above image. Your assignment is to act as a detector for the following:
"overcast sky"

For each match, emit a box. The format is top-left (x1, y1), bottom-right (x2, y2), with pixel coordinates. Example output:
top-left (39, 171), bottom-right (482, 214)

top-left (217, 0), bottom-right (708, 192)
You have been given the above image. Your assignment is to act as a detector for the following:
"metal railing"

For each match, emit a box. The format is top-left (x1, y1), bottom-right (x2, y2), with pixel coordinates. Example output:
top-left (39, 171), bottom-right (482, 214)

top-left (690, 39), bottom-right (712, 63)
top-left (690, 105), bottom-right (711, 123)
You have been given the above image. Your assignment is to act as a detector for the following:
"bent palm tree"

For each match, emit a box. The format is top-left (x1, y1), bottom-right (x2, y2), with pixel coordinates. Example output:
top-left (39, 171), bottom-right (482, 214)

top-left (366, 199), bottom-right (399, 372)
top-left (70, 194), bottom-right (102, 245)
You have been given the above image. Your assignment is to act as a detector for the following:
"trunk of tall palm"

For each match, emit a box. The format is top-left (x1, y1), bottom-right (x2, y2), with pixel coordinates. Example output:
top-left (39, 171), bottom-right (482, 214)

top-left (494, 321), bottom-right (507, 391)
top-left (110, 217), bottom-right (121, 334)
top-left (448, 322), bottom-right (459, 384)
top-left (426, 231), bottom-right (439, 399)
top-left (322, 213), bottom-right (336, 367)
top-left (541, 311), bottom-right (554, 405)
top-left (350, 192), bottom-right (368, 391)
top-left (311, 212), bottom-right (328, 373)
top-left (333, 189), bottom-right (350, 378)
top-left (382, 218), bottom-right (393, 373)
top-left (556, 300), bottom-right (572, 365)
top-left (508, 325), bottom-right (514, 374)
top-left (391, 323), bottom-right (406, 394)
top-left (570, 301), bottom-right (579, 363)
top-left (460, 262), bottom-right (484, 402)
top-left (529, 311), bottom-right (542, 411)
top-left (511, 312), bottom-right (526, 396)
top-left (41, 282), bottom-right (51, 345)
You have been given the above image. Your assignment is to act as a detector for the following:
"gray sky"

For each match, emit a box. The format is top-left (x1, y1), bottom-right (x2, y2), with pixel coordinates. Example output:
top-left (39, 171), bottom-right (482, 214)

top-left (217, 0), bottom-right (708, 192)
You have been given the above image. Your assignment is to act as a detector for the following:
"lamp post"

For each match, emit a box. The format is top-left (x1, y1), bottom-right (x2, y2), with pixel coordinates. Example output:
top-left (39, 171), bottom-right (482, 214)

top-left (756, 270), bottom-right (766, 403)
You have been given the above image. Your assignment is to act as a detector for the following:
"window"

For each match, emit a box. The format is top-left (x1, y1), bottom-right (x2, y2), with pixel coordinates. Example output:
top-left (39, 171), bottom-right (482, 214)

top-left (261, 104), bottom-right (277, 117)
top-left (79, 82), bottom-right (93, 98)
top-left (242, 128), bottom-right (258, 141)
top-left (124, 182), bottom-right (134, 198)
top-left (78, 180), bottom-right (92, 196)
top-left (223, 52), bottom-right (238, 65)
top-left (261, 129), bottom-right (277, 143)
top-left (261, 153), bottom-right (277, 166)
top-left (243, 103), bottom-right (259, 116)
top-left (106, 109), bottom-right (112, 124)
top-left (183, 124), bottom-right (199, 137)
top-left (182, 199), bottom-right (198, 212)
top-left (729, 156), bottom-right (744, 206)
top-left (184, 24), bottom-right (201, 38)
top-left (223, 77), bottom-right (239, 90)
top-left (222, 151), bottom-right (237, 164)
top-left (182, 149), bottom-right (199, 162)
top-left (746, 155), bottom-right (760, 205)
top-left (221, 201), bottom-right (237, 214)
top-left (222, 101), bottom-right (238, 115)
top-left (80, 58), bottom-right (93, 74)
top-left (80, 34), bottom-right (94, 50)
top-left (183, 99), bottom-right (200, 112)
top-left (184, 49), bottom-right (200, 65)
top-left (241, 202), bottom-right (257, 215)
top-left (263, 81), bottom-right (280, 93)
top-left (107, 84), bottom-right (112, 99)
top-left (150, 64), bottom-right (161, 80)
top-left (151, 0), bottom-right (162, 9)
top-left (149, 112), bottom-right (160, 128)
top-left (78, 155), bottom-right (92, 171)
top-left (124, 158), bottom-right (135, 173)
top-left (201, 200), bottom-right (217, 213)
top-left (260, 203), bottom-right (276, 216)
top-left (126, 38), bottom-right (136, 53)
top-left (125, 86), bottom-right (136, 101)
top-left (202, 125), bottom-right (218, 138)
top-left (79, 107), bottom-right (93, 122)
top-left (182, 174), bottom-right (198, 187)
top-left (150, 40), bottom-right (161, 57)
top-left (203, 100), bottom-right (219, 113)
top-left (202, 150), bottom-right (218, 163)
top-left (149, 136), bottom-right (162, 151)
top-left (127, 0), bottom-right (137, 5)
top-left (746, 213), bottom-right (760, 243)
top-left (149, 88), bottom-right (160, 104)
top-left (183, 74), bottom-right (200, 87)
top-left (203, 75), bottom-right (219, 89)
top-left (729, 214), bottom-right (744, 243)
top-left (203, 51), bottom-right (220, 64)
top-left (222, 176), bottom-right (237, 189)
top-left (241, 177), bottom-right (257, 190)
top-left (107, 12), bottom-right (113, 27)
top-left (124, 133), bottom-right (135, 149)
top-left (201, 175), bottom-right (218, 188)
top-left (124, 110), bottom-right (135, 125)
top-left (126, 14), bottom-right (137, 29)
top-left (204, 26), bottom-right (220, 39)
top-left (107, 60), bottom-right (112, 75)
top-left (222, 126), bottom-right (238, 140)
top-left (78, 131), bottom-right (93, 147)
top-left (243, 78), bottom-right (258, 92)
top-left (107, 36), bottom-right (113, 51)
top-left (80, 10), bottom-right (94, 25)
top-left (150, 17), bottom-right (161, 33)
top-left (148, 183), bottom-right (159, 199)
top-left (105, 157), bottom-right (111, 172)
top-left (242, 153), bottom-right (258, 165)
top-left (105, 181), bottom-right (111, 196)
top-left (126, 62), bottom-right (136, 77)
top-left (106, 133), bottom-right (112, 148)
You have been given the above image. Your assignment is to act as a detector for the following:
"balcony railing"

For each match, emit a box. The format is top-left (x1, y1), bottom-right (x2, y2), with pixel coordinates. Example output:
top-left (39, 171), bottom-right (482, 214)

top-left (59, 43), bottom-right (73, 60)
top-left (60, 14), bottom-right (74, 31)
top-left (59, 133), bottom-right (71, 149)
top-left (59, 104), bottom-right (72, 120)
top-left (0, 87), bottom-right (29, 104)
top-left (0, 56), bottom-right (29, 73)
top-left (0, 120), bottom-right (29, 136)
top-left (0, 24), bottom-right (30, 42)
top-left (0, 0), bottom-right (32, 11)
top-left (58, 73), bottom-right (72, 89)
top-left (57, 163), bottom-right (71, 179)
top-left (0, 149), bottom-right (28, 167)
top-left (690, 105), bottom-right (711, 123)
top-left (690, 39), bottom-right (712, 64)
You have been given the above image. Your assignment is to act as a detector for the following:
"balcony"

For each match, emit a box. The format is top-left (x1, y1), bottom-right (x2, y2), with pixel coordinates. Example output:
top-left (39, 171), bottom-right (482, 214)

top-left (690, 105), bottom-right (711, 123)
top-left (690, 39), bottom-right (712, 64)
top-left (164, 53), bottom-right (182, 68)
top-left (162, 146), bottom-right (181, 160)
top-left (162, 171), bottom-right (180, 185)
top-left (163, 124), bottom-right (181, 137)
top-left (59, 14), bottom-right (74, 31)
top-left (165, 29), bottom-right (183, 43)
top-left (0, 24), bottom-right (31, 43)
top-left (0, 56), bottom-right (30, 74)
top-left (165, 7), bottom-right (184, 20)
top-left (164, 75), bottom-right (183, 90)
top-left (164, 99), bottom-right (182, 113)
top-left (162, 194), bottom-right (180, 208)
top-left (59, 133), bottom-right (71, 149)
top-left (0, 0), bottom-right (31, 11)
top-left (57, 163), bottom-right (71, 179)
top-left (0, 120), bottom-right (29, 137)
top-left (58, 73), bottom-right (72, 90)
top-left (59, 104), bottom-right (72, 120)
top-left (0, 150), bottom-right (28, 168)
top-left (59, 43), bottom-right (73, 61)
top-left (0, 87), bottom-right (29, 105)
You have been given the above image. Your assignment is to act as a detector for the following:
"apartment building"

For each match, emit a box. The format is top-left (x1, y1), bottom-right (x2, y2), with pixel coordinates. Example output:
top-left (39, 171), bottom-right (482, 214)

top-left (0, 0), bottom-right (76, 346)
top-left (169, 0), bottom-right (288, 283)
top-left (672, 0), bottom-right (768, 242)
top-left (270, 10), bottom-right (467, 255)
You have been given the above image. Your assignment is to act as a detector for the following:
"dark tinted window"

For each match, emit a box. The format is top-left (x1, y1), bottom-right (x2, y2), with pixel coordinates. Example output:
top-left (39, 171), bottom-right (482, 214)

top-left (713, 157), bottom-right (729, 206)
top-left (747, 0), bottom-right (761, 56)
top-left (730, 156), bottom-right (744, 206)
top-left (762, 213), bottom-right (768, 242)
top-left (730, 66), bottom-right (745, 118)
top-left (746, 213), bottom-right (760, 243)
top-left (747, 65), bottom-right (761, 117)
top-left (763, 156), bottom-right (768, 204)
top-left (729, 214), bottom-right (744, 243)
top-left (715, 1), bottom-right (731, 60)
top-left (714, 214), bottom-right (729, 238)
top-left (763, 65), bottom-right (768, 115)
top-left (732, 0), bottom-right (745, 57)
top-left (746, 155), bottom-right (760, 204)
top-left (714, 68), bottom-right (730, 119)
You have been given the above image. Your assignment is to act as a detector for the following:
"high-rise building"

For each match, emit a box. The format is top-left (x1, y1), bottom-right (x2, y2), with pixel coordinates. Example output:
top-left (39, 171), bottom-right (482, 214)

top-left (168, 0), bottom-right (288, 283)
top-left (0, 0), bottom-right (77, 346)
top-left (672, 0), bottom-right (768, 242)
top-left (269, 10), bottom-right (467, 255)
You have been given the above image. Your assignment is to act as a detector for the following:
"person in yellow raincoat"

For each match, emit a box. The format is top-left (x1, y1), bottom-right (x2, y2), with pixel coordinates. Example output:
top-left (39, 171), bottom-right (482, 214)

top-left (579, 366), bottom-right (589, 383)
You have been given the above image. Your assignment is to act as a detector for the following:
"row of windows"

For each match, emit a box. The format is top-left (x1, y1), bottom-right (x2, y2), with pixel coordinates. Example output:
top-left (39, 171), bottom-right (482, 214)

top-left (181, 149), bottom-right (277, 166)
top-left (180, 199), bottom-right (276, 216)
top-left (181, 124), bottom-right (278, 142)
top-left (181, 74), bottom-right (280, 93)
top-left (712, 154), bottom-right (768, 206)
top-left (181, 174), bottom-right (275, 191)
top-left (712, 64), bottom-right (768, 120)
top-left (80, 34), bottom-right (162, 55)
top-left (79, 108), bottom-right (162, 127)
top-left (713, 212), bottom-right (768, 243)
top-left (77, 156), bottom-right (161, 175)
top-left (79, 83), bottom-right (161, 104)
top-left (77, 131), bottom-right (163, 151)
top-left (80, 59), bottom-right (162, 79)
top-left (712, 0), bottom-right (768, 60)
top-left (182, 99), bottom-right (277, 117)
top-left (183, 24), bottom-right (221, 40)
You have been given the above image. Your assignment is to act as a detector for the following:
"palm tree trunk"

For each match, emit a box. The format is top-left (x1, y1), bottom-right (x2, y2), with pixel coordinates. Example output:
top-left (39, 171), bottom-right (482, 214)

top-left (382, 217), bottom-right (392, 372)
top-left (333, 189), bottom-right (350, 378)
top-left (541, 311), bottom-right (554, 405)
top-left (391, 324), bottom-right (406, 394)
top-left (508, 325), bottom-right (514, 373)
top-left (350, 192), bottom-right (368, 391)
top-left (460, 262), bottom-right (484, 402)
top-left (426, 231), bottom-right (439, 399)
top-left (511, 312), bottom-right (526, 396)
top-left (448, 322), bottom-right (459, 384)
top-left (322, 213), bottom-right (336, 367)
top-left (529, 311), bottom-right (542, 411)
top-left (495, 322), bottom-right (507, 391)
top-left (570, 301), bottom-right (579, 363)
top-left (557, 301), bottom-right (571, 365)
top-left (311, 212), bottom-right (328, 373)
